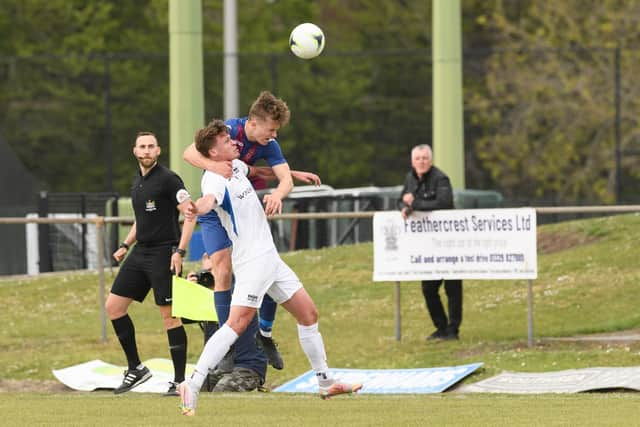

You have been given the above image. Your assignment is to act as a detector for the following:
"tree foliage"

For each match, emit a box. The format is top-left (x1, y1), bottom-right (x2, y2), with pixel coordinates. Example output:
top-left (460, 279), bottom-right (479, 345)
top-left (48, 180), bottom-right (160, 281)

top-left (0, 0), bottom-right (638, 205)
top-left (0, 0), bottom-right (168, 193)
top-left (467, 0), bottom-right (640, 203)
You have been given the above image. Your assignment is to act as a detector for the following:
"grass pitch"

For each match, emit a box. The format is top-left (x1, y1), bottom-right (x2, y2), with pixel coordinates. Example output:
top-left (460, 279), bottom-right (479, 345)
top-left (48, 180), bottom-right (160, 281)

top-left (1, 392), bottom-right (638, 426)
top-left (1, 213), bottom-right (640, 425)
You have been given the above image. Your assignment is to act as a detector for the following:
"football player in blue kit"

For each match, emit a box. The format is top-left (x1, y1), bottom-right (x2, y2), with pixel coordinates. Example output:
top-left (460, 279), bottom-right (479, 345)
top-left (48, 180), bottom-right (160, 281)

top-left (183, 91), bottom-right (320, 371)
top-left (178, 119), bottom-right (361, 416)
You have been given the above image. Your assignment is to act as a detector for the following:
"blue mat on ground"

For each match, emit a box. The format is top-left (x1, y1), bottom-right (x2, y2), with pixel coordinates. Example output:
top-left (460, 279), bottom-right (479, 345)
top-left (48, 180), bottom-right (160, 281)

top-left (274, 363), bottom-right (483, 394)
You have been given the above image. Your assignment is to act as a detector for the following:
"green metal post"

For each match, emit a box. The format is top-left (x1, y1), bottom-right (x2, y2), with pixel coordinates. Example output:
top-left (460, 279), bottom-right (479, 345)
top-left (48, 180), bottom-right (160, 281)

top-left (432, 0), bottom-right (465, 189)
top-left (169, 0), bottom-right (205, 196)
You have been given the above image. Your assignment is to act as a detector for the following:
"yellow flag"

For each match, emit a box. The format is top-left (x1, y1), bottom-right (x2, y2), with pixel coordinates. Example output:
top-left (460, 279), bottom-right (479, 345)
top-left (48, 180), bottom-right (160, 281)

top-left (171, 276), bottom-right (218, 321)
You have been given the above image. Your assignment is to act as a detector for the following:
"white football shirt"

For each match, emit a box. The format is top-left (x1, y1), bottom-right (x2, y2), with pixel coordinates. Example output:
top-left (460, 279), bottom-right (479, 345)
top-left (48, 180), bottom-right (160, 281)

top-left (200, 159), bottom-right (276, 267)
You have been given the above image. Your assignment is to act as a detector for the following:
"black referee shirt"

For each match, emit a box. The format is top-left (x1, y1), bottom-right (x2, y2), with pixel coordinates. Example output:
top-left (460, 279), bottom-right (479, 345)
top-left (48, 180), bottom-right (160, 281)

top-left (131, 163), bottom-right (187, 246)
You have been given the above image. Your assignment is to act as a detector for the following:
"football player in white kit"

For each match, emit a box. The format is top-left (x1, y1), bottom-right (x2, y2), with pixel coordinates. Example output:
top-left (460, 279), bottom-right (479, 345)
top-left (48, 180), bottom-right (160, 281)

top-left (177, 120), bottom-right (361, 416)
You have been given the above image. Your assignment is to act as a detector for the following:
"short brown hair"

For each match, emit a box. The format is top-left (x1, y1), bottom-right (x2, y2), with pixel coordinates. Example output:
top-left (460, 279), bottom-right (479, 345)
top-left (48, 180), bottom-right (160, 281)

top-left (134, 131), bottom-right (157, 146)
top-left (248, 90), bottom-right (290, 126)
top-left (194, 119), bottom-right (229, 158)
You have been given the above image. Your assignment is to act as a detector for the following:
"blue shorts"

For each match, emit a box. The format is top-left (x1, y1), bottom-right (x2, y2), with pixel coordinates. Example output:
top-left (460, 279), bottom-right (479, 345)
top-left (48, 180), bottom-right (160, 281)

top-left (199, 211), bottom-right (232, 255)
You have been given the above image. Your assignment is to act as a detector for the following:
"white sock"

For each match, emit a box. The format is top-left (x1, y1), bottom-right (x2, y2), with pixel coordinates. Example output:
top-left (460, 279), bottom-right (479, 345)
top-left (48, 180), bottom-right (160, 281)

top-left (297, 323), bottom-right (331, 386)
top-left (190, 323), bottom-right (238, 389)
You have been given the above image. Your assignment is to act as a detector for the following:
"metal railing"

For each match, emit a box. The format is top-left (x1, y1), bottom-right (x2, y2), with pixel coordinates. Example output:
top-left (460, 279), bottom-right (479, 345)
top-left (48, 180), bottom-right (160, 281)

top-left (1, 204), bottom-right (639, 343)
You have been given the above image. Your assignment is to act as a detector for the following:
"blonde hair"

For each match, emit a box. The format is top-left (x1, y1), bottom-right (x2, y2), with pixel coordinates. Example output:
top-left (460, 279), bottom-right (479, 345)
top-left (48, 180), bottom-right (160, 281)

top-left (248, 91), bottom-right (290, 126)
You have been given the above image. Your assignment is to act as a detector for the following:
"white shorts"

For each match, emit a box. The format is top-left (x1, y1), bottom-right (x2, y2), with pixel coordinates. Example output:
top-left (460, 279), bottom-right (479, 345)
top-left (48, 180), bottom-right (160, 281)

top-left (231, 249), bottom-right (303, 308)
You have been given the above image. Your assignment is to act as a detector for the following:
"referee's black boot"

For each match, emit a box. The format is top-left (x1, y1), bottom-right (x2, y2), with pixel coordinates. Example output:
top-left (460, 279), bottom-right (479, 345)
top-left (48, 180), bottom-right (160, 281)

top-left (114, 366), bottom-right (152, 394)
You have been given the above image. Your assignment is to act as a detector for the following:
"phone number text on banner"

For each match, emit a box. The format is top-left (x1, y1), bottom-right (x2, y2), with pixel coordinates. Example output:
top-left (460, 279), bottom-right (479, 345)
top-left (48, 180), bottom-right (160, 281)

top-left (373, 208), bottom-right (537, 281)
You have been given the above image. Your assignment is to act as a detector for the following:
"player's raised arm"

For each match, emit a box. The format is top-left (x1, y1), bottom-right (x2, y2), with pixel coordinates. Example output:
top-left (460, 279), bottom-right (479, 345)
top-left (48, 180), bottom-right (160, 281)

top-left (262, 163), bottom-right (293, 215)
top-left (189, 194), bottom-right (217, 217)
top-left (291, 169), bottom-right (321, 186)
top-left (250, 166), bottom-right (321, 186)
top-left (248, 165), bottom-right (275, 181)
top-left (183, 142), bottom-right (232, 178)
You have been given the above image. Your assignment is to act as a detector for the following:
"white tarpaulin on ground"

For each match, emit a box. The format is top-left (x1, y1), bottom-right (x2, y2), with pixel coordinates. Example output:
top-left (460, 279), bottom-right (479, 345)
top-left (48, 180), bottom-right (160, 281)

top-left (52, 359), bottom-right (195, 393)
top-left (373, 208), bottom-right (537, 281)
top-left (456, 367), bottom-right (640, 394)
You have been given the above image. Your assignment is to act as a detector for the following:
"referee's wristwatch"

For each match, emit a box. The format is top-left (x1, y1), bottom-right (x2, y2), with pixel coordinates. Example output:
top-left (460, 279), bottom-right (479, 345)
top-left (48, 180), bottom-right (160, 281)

top-left (119, 242), bottom-right (130, 250)
top-left (173, 247), bottom-right (186, 257)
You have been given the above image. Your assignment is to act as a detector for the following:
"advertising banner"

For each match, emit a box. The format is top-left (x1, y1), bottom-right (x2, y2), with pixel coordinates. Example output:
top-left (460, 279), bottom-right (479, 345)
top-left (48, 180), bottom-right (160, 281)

top-left (373, 208), bottom-right (537, 281)
top-left (274, 363), bottom-right (483, 394)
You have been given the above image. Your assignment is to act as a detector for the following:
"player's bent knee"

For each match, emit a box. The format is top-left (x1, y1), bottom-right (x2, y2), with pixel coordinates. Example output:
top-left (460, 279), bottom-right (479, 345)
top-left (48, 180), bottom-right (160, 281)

top-left (291, 304), bottom-right (318, 326)
top-left (225, 312), bottom-right (253, 336)
top-left (213, 271), bottom-right (232, 291)
top-left (297, 308), bottom-right (318, 326)
top-left (210, 256), bottom-right (233, 291)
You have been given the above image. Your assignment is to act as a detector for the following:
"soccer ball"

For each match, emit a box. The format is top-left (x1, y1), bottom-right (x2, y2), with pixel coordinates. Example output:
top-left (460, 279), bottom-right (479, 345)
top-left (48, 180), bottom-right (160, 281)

top-left (289, 23), bottom-right (325, 59)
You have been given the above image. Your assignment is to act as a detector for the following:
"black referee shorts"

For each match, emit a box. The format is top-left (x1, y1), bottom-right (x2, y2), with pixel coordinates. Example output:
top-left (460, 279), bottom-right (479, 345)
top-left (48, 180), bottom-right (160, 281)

top-left (111, 244), bottom-right (174, 306)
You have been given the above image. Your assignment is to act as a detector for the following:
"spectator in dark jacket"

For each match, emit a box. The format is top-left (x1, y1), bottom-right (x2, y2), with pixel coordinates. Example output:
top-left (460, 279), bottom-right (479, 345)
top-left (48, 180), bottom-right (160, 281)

top-left (398, 144), bottom-right (462, 341)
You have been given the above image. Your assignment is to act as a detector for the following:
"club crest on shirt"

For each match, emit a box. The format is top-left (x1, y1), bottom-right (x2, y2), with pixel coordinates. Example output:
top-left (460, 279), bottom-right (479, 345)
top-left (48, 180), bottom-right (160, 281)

top-left (241, 144), bottom-right (258, 164)
top-left (145, 200), bottom-right (157, 212)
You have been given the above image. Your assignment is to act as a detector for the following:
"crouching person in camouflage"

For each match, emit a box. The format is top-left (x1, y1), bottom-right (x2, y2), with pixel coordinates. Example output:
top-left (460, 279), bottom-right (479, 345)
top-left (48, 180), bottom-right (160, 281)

top-left (185, 256), bottom-right (268, 392)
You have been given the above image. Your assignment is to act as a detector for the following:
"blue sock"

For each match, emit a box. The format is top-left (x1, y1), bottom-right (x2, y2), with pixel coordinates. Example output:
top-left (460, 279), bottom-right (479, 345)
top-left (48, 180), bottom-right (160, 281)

top-left (259, 294), bottom-right (278, 336)
top-left (214, 290), bottom-right (231, 326)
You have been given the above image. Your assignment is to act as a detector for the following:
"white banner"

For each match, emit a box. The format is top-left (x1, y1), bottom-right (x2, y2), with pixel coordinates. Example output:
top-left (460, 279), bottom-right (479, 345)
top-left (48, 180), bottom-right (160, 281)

top-left (52, 358), bottom-right (195, 393)
top-left (373, 208), bottom-right (537, 281)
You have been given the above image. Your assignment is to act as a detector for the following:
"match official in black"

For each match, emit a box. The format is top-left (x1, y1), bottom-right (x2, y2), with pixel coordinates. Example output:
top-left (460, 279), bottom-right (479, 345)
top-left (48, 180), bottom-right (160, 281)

top-left (398, 144), bottom-right (462, 341)
top-left (106, 131), bottom-right (196, 395)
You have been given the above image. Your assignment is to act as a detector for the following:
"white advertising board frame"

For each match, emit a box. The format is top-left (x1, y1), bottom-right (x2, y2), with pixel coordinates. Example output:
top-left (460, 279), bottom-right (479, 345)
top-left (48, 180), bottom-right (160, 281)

top-left (373, 208), bottom-right (538, 345)
top-left (373, 208), bottom-right (537, 281)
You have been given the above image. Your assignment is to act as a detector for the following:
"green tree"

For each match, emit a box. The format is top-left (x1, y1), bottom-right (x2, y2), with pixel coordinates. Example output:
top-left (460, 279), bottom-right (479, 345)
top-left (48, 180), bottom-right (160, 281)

top-left (0, 0), bottom-right (169, 193)
top-left (1, 0), bottom-right (443, 194)
top-left (467, 0), bottom-right (640, 203)
top-left (200, 0), bottom-right (436, 188)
